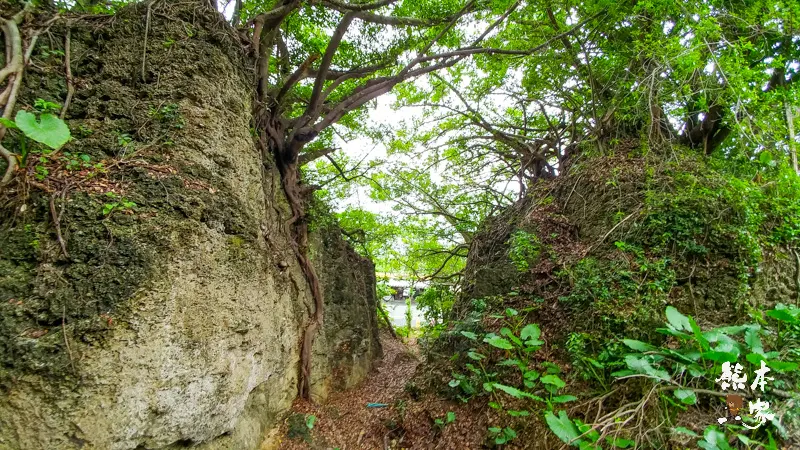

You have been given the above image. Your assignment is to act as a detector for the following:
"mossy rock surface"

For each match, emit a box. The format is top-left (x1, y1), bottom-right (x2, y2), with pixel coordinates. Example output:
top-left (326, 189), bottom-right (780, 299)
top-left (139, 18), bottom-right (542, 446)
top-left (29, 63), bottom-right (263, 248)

top-left (455, 143), bottom-right (800, 344)
top-left (0, 3), bottom-right (380, 450)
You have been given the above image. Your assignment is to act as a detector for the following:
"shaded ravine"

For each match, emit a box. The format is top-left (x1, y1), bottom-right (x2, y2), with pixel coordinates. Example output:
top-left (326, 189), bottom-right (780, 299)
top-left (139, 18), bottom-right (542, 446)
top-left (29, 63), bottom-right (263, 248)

top-left (276, 333), bottom-right (494, 450)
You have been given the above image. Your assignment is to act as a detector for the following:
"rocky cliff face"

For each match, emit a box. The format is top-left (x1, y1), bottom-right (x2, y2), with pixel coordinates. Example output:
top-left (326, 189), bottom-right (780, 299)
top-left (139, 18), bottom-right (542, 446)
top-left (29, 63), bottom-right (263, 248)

top-left (0, 3), bottom-right (379, 449)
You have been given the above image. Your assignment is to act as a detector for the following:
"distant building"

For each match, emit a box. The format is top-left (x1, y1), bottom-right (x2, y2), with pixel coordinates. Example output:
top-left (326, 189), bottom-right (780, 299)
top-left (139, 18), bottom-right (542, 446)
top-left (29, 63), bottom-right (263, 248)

top-left (377, 273), bottom-right (428, 301)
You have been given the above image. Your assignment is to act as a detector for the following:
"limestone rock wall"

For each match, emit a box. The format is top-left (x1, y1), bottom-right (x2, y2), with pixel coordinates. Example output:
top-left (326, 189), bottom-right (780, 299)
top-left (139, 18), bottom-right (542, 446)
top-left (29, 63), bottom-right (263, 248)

top-left (0, 3), bottom-right (378, 449)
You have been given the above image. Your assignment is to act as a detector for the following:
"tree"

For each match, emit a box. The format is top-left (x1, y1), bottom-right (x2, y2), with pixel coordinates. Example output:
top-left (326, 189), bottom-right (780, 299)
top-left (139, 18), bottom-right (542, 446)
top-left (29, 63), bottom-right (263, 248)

top-left (238, 0), bottom-right (533, 399)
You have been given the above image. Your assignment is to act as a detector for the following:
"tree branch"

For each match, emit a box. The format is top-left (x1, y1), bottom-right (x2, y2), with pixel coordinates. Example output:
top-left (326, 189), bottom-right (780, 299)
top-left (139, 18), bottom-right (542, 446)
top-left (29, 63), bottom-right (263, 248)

top-left (299, 146), bottom-right (338, 165)
top-left (307, 12), bottom-right (358, 118)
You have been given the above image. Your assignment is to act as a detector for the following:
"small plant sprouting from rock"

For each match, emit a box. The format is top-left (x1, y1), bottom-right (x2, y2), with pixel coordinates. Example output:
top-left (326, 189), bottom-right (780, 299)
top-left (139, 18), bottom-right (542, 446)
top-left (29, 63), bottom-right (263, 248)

top-left (102, 192), bottom-right (136, 216)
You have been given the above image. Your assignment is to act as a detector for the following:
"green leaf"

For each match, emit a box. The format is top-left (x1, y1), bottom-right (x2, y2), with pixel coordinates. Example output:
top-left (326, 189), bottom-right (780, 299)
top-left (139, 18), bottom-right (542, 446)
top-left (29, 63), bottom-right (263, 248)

top-left (446, 411), bottom-right (455, 424)
top-left (520, 324), bottom-right (541, 342)
top-left (523, 370), bottom-right (540, 381)
top-left (0, 117), bottom-right (18, 129)
top-left (689, 317), bottom-right (710, 351)
top-left (698, 426), bottom-right (732, 450)
top-left (622, 339), bottom-right (655, 352)
top-left (541, 374), bottom-right (566, 389)
top-left (674, 389), bottom-right (697, 405)
top-left (744, 326), bottom-right (763, 354)
top-left (766, 309), bottom-right (797, 323)
top-left (672, 427), bottom-right (699, 437)
top-left (459, 331), bottom-right (478, 340)
top-left (665, 306), bottom-right (691, 332)
top-left (551, 395), bottom-right (578, 403)
top-left (605, 436), bottom-right (635, 448)
top-left (702, 351), bottom-right (738, 363)
top-left (306, 414), bottom-right (316, 430)
top-left (484, 336), bottom-right (513, 350)
top-left (498, 358), bottom-right (522, 367)
top-left (467, 351), bottom-right (485, 360)
top-left (492, 383), bottom-right (541, 401)
top-left (545, 410), bottom-right (580, 445)
top-left (624, 355), bottom-right (670, 381)
top-left (15, 111), bottom-right (71, 150)
top-left (766, 360), bottom-right (798, 372)
top-left (507, 410), bottom-right (530, 417)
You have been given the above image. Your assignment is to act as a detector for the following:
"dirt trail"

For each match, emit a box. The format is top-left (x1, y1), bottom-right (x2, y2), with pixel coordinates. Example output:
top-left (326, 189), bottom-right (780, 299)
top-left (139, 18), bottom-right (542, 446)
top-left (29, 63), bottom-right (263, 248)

top-left (276, 332), bottom-right (489, 450)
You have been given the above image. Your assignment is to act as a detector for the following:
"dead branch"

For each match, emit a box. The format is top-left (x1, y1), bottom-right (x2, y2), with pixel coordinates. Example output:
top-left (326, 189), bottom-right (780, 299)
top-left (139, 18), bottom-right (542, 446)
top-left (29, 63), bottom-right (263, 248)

top-left (60, 28), bottom-right (74, 119)
top-left (49, 188), bottom-right (69, 258)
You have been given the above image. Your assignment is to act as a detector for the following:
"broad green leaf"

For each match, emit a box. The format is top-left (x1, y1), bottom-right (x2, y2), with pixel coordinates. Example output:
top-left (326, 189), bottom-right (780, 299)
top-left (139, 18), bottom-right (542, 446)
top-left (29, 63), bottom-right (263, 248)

top-left (766, 309), bottom-right (797, 323)
top-left (698, 426), bottom-right (732, 450)
top-left (15, 110), bottom-right (71, 150)
top-left (702, 351), bottom-right (738, 363)
top-left (674, 389), bottom-right (697, 405)
top-left (306, 414), bottom-right (316, 430)
top-left (689, 317), bottom-right (710, 351)
top-left (501, 327), bottom-right (523, 346)
top-left (766, 360), bottom-right (798, 372)
top-left (520, 324), bottom-right (541, 342)
top-left (541, 374), bottom-right (566, 389)
top-left (523, 370), bottom-right (540, 381)
top-left (484, 336), bottom-right (513, 350)
top-left (446, 411), bottom-right (455, 423)
top-left (622, 339), bottom-right (655, 352)
top-left (744, 326), bottom-right (763, 354)
top-left (467, 351), bottom-right (485, 360)
top-left (624, 355), bottom-right (670, 381)
top-left (545, 410), bottom-right (580, 445)
top-left (460, 331), bottom-right (478, 340)
top-left (551, 395), bottom-right (578, 403)
top-left (665, 306), bottom-right (691, 332)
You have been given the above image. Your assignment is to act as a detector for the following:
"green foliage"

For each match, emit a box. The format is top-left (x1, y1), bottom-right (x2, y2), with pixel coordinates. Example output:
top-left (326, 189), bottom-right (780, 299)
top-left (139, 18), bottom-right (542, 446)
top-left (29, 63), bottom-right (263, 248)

top-left (102, 192), bottom-right (137, 216)
top-left (434, 411), bottom-right (456, 430)
top-left (487, 426), bottom-right (517, 445)
top-left (5, 109), bottom-right (71, 150)
top-left (416, 284), bottom-right (454, 326)
top-left (148, 103), bottom-right (185, 129)
top-left (448, 307), bottom-right (574, 412)
top-left (507, 230), bottom-right (542, 272)
top-left (558, 242), bottom-right (675, 340)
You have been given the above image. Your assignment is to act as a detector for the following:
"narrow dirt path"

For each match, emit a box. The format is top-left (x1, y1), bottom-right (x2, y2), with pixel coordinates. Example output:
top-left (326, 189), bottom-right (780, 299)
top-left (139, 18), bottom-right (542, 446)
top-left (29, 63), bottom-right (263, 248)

top-left (276, 332), bottom-right (489, 449)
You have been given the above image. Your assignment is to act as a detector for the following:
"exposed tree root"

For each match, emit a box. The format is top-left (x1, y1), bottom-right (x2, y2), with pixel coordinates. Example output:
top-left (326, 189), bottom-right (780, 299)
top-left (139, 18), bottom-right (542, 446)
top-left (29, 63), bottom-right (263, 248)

top-left (1, 2), bottom-right (37, 186)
